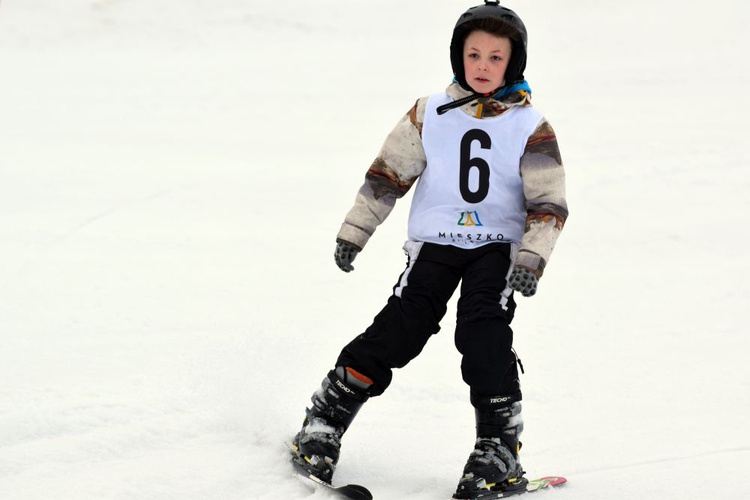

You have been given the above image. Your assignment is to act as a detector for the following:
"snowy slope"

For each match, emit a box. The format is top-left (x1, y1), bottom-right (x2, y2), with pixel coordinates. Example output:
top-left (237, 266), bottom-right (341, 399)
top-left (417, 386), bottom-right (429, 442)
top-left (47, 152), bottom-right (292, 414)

top-left (1, 1), bottom-right (748, 499)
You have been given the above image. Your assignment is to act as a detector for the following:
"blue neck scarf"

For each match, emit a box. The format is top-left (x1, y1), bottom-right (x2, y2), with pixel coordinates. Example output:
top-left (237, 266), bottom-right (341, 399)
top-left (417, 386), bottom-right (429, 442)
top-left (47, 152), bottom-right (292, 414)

top-left (494, 80), bottom-right (532, 98)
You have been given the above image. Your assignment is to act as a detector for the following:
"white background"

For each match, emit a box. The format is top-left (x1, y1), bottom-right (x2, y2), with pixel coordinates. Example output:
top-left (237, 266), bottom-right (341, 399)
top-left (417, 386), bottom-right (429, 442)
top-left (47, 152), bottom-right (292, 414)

top-left (1, 1), bottom-right (748, 498)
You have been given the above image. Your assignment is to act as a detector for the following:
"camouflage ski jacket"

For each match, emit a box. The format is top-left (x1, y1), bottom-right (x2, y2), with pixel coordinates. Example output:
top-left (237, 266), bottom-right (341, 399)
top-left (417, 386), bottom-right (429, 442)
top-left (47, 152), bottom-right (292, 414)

top-left (337, 82), bottom-right (568, 279)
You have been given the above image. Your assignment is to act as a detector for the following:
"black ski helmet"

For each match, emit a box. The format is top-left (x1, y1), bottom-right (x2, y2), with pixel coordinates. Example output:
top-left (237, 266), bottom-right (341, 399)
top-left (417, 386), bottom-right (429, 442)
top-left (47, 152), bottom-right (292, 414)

top-left (450, 1), bottom-right (528, 92)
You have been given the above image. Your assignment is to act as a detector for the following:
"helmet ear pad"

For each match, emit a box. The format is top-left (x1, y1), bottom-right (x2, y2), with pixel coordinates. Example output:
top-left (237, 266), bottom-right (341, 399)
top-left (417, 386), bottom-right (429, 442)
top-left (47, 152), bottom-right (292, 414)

top-left (505, 39), bottom-right (526, 86)
top-left (449, 26), bottom-right (471, 91)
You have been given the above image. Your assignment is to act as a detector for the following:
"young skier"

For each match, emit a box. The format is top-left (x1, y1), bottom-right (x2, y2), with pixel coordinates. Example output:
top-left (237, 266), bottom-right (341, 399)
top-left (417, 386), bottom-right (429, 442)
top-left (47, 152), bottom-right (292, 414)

top-left (291, 1), bottom-right (568, 497)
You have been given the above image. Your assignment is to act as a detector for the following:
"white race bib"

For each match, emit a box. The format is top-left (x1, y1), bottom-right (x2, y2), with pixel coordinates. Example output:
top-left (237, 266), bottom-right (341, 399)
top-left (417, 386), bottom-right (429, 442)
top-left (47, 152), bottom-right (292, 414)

top-left (407, 93), bottom-right (543, 247)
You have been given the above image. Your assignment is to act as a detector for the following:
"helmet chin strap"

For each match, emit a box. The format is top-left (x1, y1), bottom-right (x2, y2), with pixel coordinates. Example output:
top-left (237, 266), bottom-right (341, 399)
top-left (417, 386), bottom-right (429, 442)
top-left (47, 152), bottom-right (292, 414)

top-left (436, 85), bottom-right (504, 115)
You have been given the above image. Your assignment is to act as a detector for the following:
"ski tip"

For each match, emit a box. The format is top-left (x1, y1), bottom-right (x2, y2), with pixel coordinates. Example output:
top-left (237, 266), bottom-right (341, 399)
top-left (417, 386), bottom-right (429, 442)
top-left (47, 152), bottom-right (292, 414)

top-left (525, 475), bottom-right (568, 492)
top-left (538, 476), bottom-right (567, 486)
top-left (343, 483), bottom-right (373, 499)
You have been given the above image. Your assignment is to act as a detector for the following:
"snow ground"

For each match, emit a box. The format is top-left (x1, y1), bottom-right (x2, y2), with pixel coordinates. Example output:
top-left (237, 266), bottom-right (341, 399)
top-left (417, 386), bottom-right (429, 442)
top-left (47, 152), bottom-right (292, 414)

top-left (1, 1), bottom-right (748, 499)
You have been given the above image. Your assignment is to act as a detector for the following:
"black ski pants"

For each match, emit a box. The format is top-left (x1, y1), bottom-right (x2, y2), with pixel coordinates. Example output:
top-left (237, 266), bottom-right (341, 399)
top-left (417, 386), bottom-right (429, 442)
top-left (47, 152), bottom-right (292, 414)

top-left (336, 241), bottom-right (521, 404)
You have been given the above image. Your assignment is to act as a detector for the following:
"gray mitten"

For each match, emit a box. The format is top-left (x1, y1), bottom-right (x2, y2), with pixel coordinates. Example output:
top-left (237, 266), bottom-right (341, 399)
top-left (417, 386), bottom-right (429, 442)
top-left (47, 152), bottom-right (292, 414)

top-left (334, 240), bottom-right (360, 272)
top-left (508, 266), bottom-right (538, 297)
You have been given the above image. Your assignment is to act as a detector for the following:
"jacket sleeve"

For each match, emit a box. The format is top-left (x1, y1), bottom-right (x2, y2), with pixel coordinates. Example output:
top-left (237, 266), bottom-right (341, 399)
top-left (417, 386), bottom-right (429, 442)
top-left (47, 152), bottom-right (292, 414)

top-left (515, 118), bottom-right (569, 278)
top-left (337, 99), bottom-right (428, 250)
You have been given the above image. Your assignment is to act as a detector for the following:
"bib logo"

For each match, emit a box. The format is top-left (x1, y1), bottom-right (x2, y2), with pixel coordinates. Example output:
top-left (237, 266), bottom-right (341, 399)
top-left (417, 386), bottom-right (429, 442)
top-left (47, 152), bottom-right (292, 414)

top-left (457, 211), bottom-right (483, 227)
top-left (439, 210), bottom-right (504, 244)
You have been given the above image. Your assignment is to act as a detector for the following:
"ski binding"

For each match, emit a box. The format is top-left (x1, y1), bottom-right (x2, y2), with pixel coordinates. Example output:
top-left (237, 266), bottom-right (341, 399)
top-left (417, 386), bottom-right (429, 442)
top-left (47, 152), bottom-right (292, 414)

top-left (453, 475), bottom-right (567, 498)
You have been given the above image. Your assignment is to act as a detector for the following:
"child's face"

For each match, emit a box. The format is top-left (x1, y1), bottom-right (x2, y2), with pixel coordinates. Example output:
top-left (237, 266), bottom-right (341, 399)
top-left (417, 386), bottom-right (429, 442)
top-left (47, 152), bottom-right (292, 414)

top-left (462, 30), bottom-right (512, 94)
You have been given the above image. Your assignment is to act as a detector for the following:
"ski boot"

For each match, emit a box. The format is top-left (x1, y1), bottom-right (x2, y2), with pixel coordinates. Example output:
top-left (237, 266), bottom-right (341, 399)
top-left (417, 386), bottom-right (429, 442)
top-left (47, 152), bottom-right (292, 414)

top-left (291, 366), bottom-right (371, 483)
top-left (453, 397), bottom-right (527, 499)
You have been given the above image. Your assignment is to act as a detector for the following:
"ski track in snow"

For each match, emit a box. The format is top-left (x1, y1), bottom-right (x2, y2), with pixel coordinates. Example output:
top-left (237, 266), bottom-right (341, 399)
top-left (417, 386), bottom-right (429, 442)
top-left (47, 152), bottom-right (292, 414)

top-left (50, 190), bottom-right (175, 246)
top-left (3, 189), bottom-right (176, 284)
top-left (572, 446), bottom-right (750, 475)
top-left (1, 1), bottom-right (749, 499)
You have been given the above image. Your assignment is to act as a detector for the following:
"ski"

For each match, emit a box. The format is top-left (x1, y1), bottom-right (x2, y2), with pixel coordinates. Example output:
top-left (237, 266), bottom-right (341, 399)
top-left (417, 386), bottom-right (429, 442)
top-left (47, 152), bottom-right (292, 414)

top-left (290, 446), bottom-right (373, 500)
top-left (452, 475), bottom-right (567, 499)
